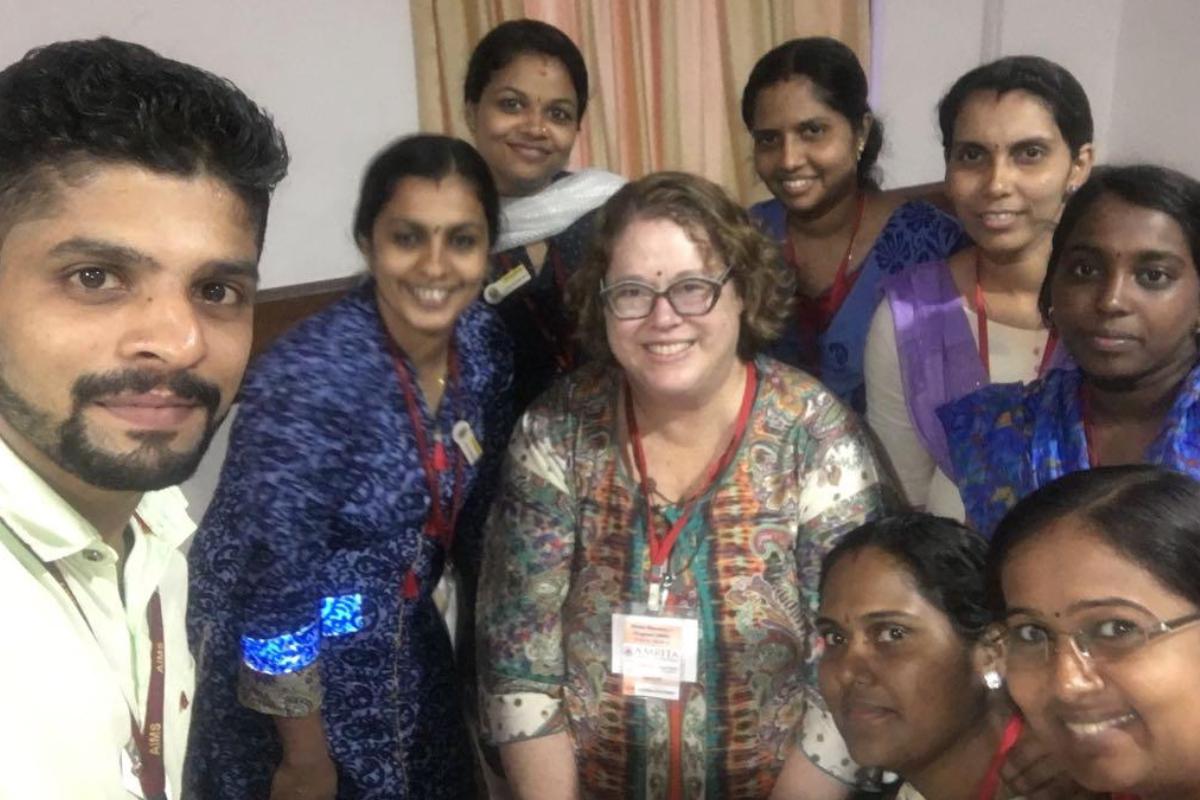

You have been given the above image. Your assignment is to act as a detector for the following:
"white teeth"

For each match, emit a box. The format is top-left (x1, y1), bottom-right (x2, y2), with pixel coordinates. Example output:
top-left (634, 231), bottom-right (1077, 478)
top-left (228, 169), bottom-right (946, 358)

top-left (411, 286), bottom-right (450, 304)
top-left (1064, 713), bottom-right (1136, 737)
top-left (782, 178), bottom-right (815, 192)
top-left (646, 342), bottom-right (691, 356)
top-left (983, 212), bottom-right (1016, 221)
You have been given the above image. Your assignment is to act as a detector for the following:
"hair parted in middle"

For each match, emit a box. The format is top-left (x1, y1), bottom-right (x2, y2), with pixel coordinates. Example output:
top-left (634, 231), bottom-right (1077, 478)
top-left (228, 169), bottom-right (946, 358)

top-left (567, 171), bottom-right (794, 363)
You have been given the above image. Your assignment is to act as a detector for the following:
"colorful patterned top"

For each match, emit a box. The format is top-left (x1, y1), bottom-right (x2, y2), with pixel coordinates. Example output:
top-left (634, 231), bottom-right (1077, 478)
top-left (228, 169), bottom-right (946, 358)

top-left (939, 363), bottom-right (1200, 536)
top-left (477, 356), bottom-right (889, 798)
top-left (186, 280), bottom-right (513, 799)
top-left (749, 198), bottom-right (966, 412)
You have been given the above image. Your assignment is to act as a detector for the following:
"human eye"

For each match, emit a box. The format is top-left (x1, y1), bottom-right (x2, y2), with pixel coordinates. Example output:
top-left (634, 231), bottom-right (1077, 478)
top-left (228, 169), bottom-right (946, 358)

top-left (67, 265), bottom-right (124, 293)
top-left (1065, 257), bottom-right (1100, 280)
top-left (873, 624), bottom-right (910, 644)
top-left (547, 105), bottom-right (576, 125)
top-left (751, 131), bottom-right (780, 149)
top-left (799, 121), bottom-right (827, 140)
top-left (1007, 622), bottom-right (1049, 648)
top-left (1090, 617), bottom-right (1146, 642)
top-left (1015, 144), bottom-right (1047, 164)
top-left (953, 144), bottom-right (986, 165)
top-left (497, 95), bottom-right (523, 113)
top-left (1136, 266), bottom-right (1174, 289)
top-left (391, 229), bottom-right (422, 248)
top-left (450, 231), bottom-right (482, 251)
top-left (196, 280), bottom-right (249, 307)
top-left (818, 627), bottom-right (847, 649)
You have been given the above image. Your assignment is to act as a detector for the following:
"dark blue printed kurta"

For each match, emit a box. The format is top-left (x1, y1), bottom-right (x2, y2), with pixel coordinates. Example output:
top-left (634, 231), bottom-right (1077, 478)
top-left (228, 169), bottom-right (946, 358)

top-left (186, 280), bottom-right (513, 799)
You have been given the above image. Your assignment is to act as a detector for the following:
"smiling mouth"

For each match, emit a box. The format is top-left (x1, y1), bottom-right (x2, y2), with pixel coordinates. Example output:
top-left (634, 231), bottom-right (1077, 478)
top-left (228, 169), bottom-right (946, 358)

top-left (978, 210), bottom-right (1023, 228)
top-left (644, 341), bottom-right (693, 357)
top-left (405, 284), bottom-right (458, 308)
top-left (1063, 712), bottom-right (1138, 738)
top-left (508, 142), bottom-right (551, 161)
top-left (779, 176), bottom-right (817, 194)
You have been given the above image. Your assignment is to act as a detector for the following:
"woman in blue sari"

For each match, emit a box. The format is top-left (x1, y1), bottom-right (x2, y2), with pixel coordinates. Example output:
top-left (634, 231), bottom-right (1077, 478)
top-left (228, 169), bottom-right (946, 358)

top-left (741, 37), bottom-right (965, 412)
top-left (941, 165), bottom-right (1200, 536)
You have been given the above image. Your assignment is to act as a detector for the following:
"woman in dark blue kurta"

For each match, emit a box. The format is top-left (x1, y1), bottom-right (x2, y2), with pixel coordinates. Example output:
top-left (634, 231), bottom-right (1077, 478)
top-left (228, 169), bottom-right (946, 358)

top-left (186, 136), bottom-right (513, 799)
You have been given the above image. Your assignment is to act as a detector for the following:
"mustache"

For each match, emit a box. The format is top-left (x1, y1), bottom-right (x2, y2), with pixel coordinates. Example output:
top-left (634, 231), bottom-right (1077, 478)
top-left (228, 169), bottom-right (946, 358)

top-left (71, 369), bottom-right (222, 415)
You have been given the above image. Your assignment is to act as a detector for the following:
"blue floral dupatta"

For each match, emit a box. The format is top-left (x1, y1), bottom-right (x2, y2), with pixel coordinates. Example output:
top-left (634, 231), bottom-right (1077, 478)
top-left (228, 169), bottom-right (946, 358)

top-left (939, 363), bottom-right (1200, 536)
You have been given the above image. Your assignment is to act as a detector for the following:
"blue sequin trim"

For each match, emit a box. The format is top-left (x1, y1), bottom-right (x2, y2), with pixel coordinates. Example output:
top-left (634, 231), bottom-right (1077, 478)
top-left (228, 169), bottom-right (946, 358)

top-left (321, 593), bottom-right (364, 637)
top-left (241, 620), bottom-right (320, 675)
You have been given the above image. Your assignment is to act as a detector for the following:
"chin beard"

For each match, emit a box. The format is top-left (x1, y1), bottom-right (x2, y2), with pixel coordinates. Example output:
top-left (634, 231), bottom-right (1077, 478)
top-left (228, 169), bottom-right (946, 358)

top-left (0, 367), bottom-right (222, 492)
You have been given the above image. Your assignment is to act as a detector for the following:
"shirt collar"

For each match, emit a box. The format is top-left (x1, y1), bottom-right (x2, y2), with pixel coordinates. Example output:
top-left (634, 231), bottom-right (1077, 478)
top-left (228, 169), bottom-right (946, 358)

top-left (0, 434), bottom-right (194, 561)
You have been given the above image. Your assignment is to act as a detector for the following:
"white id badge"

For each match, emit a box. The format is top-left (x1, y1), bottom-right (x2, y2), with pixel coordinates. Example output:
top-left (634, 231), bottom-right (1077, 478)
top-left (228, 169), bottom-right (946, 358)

top-left (451, 421), bottom-right (483, 465)
top-left (483, 264), bottom-right (533, 304)
top-left (611, 613), bottom-right (699, 700)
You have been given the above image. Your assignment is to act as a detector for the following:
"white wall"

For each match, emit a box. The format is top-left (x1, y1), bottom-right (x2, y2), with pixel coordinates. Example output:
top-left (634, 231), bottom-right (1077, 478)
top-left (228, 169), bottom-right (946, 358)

top-left (872, 0), bottom-right (1124, 188)
top-left (1108, 0), bottom-right (1200, 176)
top-left (0, 0), bottom-right (420, 290)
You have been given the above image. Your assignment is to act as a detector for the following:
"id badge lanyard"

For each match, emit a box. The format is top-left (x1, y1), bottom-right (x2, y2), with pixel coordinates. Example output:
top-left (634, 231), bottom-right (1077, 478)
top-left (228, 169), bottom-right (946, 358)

top-left (625, 360), bottom-right (757, 610)
top-left (387, 339), bottom-right (468, 599)
top-left (3, 513), bottom-right (168, 799)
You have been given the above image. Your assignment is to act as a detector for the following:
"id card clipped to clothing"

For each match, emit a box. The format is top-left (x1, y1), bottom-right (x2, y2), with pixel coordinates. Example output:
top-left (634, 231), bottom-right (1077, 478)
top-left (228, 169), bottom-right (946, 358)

top-left (610, 612), bottom-right (699, 700)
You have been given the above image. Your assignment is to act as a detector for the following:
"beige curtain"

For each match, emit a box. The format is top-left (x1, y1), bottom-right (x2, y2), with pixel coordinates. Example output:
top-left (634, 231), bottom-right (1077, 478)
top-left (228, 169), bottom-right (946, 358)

top-left (411, 0), bottom-right (870, 204)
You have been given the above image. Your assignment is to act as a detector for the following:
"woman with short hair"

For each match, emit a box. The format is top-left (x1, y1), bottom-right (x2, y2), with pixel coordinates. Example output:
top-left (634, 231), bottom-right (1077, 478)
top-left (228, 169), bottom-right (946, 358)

top-left (477, 171), bottom-right (889, 799)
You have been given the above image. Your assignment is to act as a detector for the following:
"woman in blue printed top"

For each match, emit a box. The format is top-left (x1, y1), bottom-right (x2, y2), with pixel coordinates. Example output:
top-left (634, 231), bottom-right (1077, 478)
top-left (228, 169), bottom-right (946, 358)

top-left (465, 20), bottom-right (624, 413)
top-left (741, 37), bottom-right (966, 412)
top-left (185, 135), bottom-right (512, 799)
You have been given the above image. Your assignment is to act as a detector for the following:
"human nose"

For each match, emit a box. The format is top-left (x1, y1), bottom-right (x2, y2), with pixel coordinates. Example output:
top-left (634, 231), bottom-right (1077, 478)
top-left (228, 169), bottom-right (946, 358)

top-left (519, 106), bottom-right (548, 138)
top-left (420, 236), bottom-right (451, 278)
top-left (645, 290), bottom-right (682, 327)
top-left (831, 635), bottom-right (877, 687)
top-left (1096, 272), bottom-right (1130, 315)
top-left (1050, 634), bottom-right (1106, 701)
top-left (984, 156), bottom-right (1015, 196)
top-left (781, 133), bottom-right (806, 172)
top-left (119, 283), bottom-right (207, 369)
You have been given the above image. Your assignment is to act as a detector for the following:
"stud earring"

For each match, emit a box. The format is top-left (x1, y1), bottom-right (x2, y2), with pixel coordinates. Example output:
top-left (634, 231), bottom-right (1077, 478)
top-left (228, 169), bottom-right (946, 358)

top-left (984, 670), bottom-right (1003, 690)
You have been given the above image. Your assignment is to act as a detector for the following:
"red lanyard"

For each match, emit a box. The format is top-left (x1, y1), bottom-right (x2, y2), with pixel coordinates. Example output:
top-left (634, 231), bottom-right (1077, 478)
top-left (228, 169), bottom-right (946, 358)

top-left (974, 713), bottom-right (1024, 800)
top-left (625, 362), bottom-right (756, 610)
top-left (388, 344), bottom-right (467, 557)
top-left (973, 251), bottom-right (1058, 378)
top-left (495, 249), bottom-right (576, 372)
top-left (785, 193), bottom-right (866, 334)
top-left (4, 513), bottom-right (167, 799)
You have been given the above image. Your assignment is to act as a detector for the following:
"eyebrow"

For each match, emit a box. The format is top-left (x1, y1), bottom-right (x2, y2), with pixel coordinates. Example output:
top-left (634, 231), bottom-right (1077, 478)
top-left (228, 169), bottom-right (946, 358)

top-left (1005, 597), bottom-right (1156, 619)
top-left (495, 85), bottom-right (577, 107)
top-left (952, 136), bottom-right (1055, 150)
top-left (815, 610), bottom-right (920, 626)
top-left (1063, 242), bottom-right (1186, 264)
top-left (49, 235), bottom-right (259, 282)
top-left (753, 116), bottom-right (828, 134)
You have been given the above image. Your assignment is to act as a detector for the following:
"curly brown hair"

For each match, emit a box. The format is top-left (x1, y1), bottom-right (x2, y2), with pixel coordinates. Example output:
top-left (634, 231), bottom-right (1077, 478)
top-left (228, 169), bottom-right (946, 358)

top-left (567, 171), bottom-right (794, 362)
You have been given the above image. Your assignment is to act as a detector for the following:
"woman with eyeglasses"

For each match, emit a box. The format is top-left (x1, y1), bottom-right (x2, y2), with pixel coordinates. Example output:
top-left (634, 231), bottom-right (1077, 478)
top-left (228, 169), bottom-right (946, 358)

top-left (990, 465), bottom-right (1200, 799)
top-left (476, 171), bottom-right (890, 799)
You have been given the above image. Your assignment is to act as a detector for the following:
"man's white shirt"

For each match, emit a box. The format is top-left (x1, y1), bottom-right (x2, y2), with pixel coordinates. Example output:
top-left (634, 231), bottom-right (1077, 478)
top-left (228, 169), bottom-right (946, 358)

top-left (0, 435), bottom-right (196, 799)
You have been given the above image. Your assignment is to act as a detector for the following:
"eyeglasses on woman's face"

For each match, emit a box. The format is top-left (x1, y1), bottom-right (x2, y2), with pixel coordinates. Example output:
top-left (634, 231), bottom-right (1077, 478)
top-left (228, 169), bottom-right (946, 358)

top-left (1004, 606), bottom-right (1200, 669)
top-left (599, 267), bottom-right (732, 320)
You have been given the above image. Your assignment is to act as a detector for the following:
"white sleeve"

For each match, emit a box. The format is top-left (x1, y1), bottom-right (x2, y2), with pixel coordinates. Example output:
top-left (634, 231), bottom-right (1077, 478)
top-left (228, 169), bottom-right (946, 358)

top-left (864, 301), bottom-right (936, 509)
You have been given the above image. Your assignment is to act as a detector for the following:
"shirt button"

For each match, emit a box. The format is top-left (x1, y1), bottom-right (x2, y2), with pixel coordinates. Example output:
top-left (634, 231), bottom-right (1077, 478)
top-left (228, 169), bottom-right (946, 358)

top-left (83, 549), bottom-right (105, 562)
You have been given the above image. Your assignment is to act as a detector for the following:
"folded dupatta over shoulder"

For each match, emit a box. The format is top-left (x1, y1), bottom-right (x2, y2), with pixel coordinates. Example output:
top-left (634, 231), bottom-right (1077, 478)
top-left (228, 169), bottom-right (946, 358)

top-left (492, 169), bottom-right (626, 253)
top-left (939, 362), bottom-right (1200, 536)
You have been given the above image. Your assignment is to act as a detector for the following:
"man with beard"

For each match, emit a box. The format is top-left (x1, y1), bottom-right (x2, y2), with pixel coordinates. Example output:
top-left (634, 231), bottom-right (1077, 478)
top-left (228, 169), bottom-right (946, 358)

top-left (0, 38), bottom-right (288, 798)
